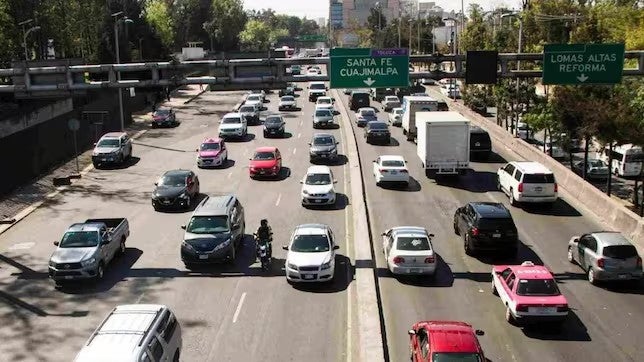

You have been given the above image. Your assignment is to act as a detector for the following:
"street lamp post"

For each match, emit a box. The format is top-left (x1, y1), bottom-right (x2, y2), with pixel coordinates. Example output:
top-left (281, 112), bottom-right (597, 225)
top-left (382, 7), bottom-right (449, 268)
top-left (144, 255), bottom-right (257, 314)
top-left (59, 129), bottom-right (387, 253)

top-left (374, 2), bottom-right (382, 47)
top-left (443, 17), bottom-right (458, 101)
top-left (502, 12), bottom-right (523, 136)
top-left (408, 19), bottom-right (413, 53)
top-left (112, 11), bottom-right (133, 132)
top-left (19, 19), bottom-right (41, 61)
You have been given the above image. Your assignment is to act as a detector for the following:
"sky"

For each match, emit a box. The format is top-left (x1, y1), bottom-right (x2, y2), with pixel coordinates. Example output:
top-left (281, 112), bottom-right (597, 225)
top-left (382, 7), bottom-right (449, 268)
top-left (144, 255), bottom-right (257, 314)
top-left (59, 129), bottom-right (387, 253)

top-left (241, 0), bottom-right (524, 20)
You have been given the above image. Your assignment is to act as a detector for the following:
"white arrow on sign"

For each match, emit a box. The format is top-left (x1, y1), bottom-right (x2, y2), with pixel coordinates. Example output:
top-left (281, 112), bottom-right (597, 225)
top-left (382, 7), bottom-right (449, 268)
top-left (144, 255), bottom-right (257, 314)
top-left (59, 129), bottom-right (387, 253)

top-left (363, 77), bottom-right (375, 86)
top-left (577, 73), bottom-right (589, 82)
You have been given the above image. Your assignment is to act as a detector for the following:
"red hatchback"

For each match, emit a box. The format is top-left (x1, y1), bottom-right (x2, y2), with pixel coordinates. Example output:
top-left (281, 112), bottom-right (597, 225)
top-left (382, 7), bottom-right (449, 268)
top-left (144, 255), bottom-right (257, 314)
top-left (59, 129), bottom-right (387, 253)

top-left (249, 147), bottom-right (282, 178)
top-left (408, 321), bottom-right (485, 362)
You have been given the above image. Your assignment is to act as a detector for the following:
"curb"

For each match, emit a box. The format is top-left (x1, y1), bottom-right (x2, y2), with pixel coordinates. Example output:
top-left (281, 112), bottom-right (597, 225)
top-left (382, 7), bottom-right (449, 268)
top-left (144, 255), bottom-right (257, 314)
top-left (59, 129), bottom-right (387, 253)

top-left (0, 128), bottom-right (149, 237)
top-left (333, 89), bottom-right (386, 362)
top-left (183, 88), bottom-right (208, 105)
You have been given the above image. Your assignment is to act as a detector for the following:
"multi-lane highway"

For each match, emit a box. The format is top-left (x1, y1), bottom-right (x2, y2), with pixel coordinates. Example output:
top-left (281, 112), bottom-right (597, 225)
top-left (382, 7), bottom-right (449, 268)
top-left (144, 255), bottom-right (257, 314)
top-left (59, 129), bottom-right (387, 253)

top-left (335, 86), bottom-right (644, 362)
top-left (0, 88), bottom-right (352, 361)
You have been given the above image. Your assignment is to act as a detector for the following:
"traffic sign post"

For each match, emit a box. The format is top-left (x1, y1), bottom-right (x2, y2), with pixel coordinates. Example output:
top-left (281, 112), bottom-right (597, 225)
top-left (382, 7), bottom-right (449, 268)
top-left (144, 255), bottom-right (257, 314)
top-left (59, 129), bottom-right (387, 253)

top-left (543, 43), bottom-right (625, 85)
top-left (329, 48), bottom-right (409, 89)
top-left (68, 118), bottom-right (81, 174)
top-left (298, 35), bottom-right (327, 42)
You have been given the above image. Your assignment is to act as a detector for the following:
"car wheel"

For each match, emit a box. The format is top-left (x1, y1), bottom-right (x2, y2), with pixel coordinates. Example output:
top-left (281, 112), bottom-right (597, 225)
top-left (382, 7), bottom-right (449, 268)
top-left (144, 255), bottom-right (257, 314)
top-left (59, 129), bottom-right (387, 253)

top-left (505, 306), bottom-right (515, 324)
top-left (96, 262), bottom-right (105, 280)
top-left (173, 350), bottom-right (180, 362)
top-left (118, 154), bottom-right (124, 164)
top-left (464, 235), bottom-right (473, 256)
top-left (496, 178), bottom-right (502, 191)
top-left (491, 280), bottom-right (498, 295)
top-left (228, 247), bottom-right (236, 263)
top-left (453, 221), bottom-right (460, 235)
top-left (588, 267), bottom-right (597, 285)
top-left (185, 196), bottom-right (191, 209)
top-left (509, 189), bottom-right (518, 206)
top-left (567, 247), bottom-right (575, 264)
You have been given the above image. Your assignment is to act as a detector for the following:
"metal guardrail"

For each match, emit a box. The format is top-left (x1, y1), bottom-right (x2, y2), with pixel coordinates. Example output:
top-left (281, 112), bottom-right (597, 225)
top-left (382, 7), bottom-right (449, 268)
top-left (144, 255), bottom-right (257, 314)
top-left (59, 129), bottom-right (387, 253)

top-left (0, 52), bottom-right (642, 93)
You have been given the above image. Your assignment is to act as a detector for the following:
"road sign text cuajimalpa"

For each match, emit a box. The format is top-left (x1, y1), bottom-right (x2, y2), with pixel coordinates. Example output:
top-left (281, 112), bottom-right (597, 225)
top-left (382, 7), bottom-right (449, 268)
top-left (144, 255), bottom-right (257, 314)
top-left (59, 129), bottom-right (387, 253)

top-left (330, 48), bottom-right (410, 89)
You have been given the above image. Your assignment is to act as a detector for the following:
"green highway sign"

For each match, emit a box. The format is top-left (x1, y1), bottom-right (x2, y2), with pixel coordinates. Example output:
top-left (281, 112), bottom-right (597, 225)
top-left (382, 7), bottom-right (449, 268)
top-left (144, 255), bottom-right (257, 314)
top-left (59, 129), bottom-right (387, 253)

top-left (329, 48), bottom-right (409, 89)
top-left (298, 34), bottom-right (327, 42)
top-left (543, 43), bottom-right (625, 85)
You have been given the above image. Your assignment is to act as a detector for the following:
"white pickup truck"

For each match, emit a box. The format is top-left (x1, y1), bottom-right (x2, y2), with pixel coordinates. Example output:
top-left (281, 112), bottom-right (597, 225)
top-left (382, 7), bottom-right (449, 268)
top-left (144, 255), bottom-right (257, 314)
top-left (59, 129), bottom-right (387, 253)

top-left (48, 218), bottom-right (130, 284)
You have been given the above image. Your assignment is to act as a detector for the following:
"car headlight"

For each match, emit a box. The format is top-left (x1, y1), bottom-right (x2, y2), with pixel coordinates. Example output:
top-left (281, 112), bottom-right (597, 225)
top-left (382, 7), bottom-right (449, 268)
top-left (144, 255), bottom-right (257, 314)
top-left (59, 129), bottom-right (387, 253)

top-left (214, 239), bottom-right (231, 251)
top-left (81, 257), bottom-right (97, 267)
top-left (330, 148), bottom-right (337, 153)
top-left (321, 261), bottom-right (332, 270)
top-left (49, 260), bottom-right (56, 267)
top-left (302, 189), bottom-right (309, 195)
top-left (287, 262), bottom-right (298, 270)
top-left (179, 192), bottom-right (189, 199)
top-left (181, 241), bottom-right (195, 251)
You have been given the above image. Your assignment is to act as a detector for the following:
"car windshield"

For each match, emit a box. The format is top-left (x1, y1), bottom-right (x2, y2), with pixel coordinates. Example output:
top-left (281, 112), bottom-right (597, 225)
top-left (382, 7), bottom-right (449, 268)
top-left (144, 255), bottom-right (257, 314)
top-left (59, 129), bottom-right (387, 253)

top-left (316, 110), bottom-right (332, 117)
top-left (625, 153), bottom-right (644, 162)
top-left (369, 123), bottom-right (388, 130)
top-left (97, 138), bottom-right (120, 147)
top-left (240, 106), bottom-right (255, 112)
top-left (222, 117), bottom-right (241, 124)
top-left (516, 279), bottom-right (561, 296)
top-left (281, 96), bottom-right (294, 102)
top-left (431, 353), bottom-right (482, 362)
top-left (310, 83), bottom-right (325, 90)
top-left (265, 117), bottom-right (282, 124)
top-left (200, 143), bottom-right (220, 151)
top-left (588, 159), bottom-right (606, 167)
top-left (306, 173), bottom-right (332, 185)
top-left (314, 136), bottom-right (335, 145)
top-left (159, 174), bottom-right (187, 187)
top-left (291, 234), bottom-right (330, 252)
top-left (154, 109), bottom-right (170, 116)
top-left (318, 98), bottom-right (331, 104)
top-left (396, 236), bottom-right (430, 251)
top-left (360, 110), bottom-right (375, 117)
top-left (477, 218), bottom-right (515, 230)
top-left (603, 245), bottom-right (638, 259)
top-left (59, 231), bottom-right (99, 248)
top-left (186, 216), bottom-right (229, 234)
top-left (253, 151), bottom-right (275, 160)
top-left (247, 95), bottom-right (261, 101)
top-left (394, 109), bottom-right (403, 115)
top-left (386, 97), bottom-right (399, 102)
top-left (522, 173), bottom-right (555, 183)
top-left (381, 160), bottom-right (404, 167)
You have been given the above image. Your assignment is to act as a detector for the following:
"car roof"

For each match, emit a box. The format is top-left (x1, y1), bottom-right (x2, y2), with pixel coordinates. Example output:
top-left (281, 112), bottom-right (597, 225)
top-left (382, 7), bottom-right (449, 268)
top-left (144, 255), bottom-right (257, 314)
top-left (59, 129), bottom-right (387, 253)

top-left (281, 95), bottom-right (294, 98)
top-left (309, 81), bottom-right (325, 85)
top-left (265, 114), bottom-right (283, 119)
top-left (193, 194), bottom-right (235, 216)
top-left (391, 226), bottom-right (428, 238)
top-left (392, 107), bottom-right (403, 111)
top-left (102, 132), bottom-right (126, 138)
top-left (368, 121), bottom-right (388, 126)
top-left (68, 222), bottom-right (105, 232)
top-left (317, 96), bottom-right (332, 100)
top-left (507, 262), bottom-right (554, 280)
top-left (470, 126), bottom-right (488, 134)
top-left (162, 169), bottom-right (191, 177)
top-left (469, 202), bottom-right (511, 219)
top-left (358, 107), bottom-right (375, 112)
top-left (293, 223), bottom-right (329, 235)
top-left (223, 112), bottom-right (242, 118)
top-left (154, 107), bottom-right (172, 111)
top-left (591, 231), bottom-right (633, 247)
top-left (307, 165), bottom-right (332, 174)
top-left (202, 137), bottom-right (223, 143)
top-left (313, 133), bottom-right (335, 139)
top-left (379, 155), bottom-right (405, 162)
top-left (511, 161), bottom-right (552, 174)
top-left (385, 95), bottom-right (399, 99)
top-left (421, 321), bottom-right (480, 353)
top-left (255, 146), bottom-right (278, 152)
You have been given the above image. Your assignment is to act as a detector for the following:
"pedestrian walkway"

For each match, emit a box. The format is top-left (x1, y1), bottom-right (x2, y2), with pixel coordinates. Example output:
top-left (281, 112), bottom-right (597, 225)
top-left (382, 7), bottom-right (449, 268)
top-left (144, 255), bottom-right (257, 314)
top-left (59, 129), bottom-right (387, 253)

top-left (0, 84), bottom-right (205, 227)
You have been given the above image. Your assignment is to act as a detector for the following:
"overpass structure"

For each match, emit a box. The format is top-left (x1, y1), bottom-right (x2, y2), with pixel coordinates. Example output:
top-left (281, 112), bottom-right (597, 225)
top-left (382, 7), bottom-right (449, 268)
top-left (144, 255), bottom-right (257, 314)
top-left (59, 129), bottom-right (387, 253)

top-left (0, 51), bottom-right (642, 93)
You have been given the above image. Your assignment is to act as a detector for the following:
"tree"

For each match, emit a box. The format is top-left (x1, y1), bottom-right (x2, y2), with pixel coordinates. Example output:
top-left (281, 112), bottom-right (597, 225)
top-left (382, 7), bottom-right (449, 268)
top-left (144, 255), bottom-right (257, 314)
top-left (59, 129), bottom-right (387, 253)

top-left (208, 0), bottom-right (247, 51)
top-left (460, 4), bottom-right (492, 51)
top-left (522, 100), bottom-right (560, 155)
top-left (239, 19), bottom-right (270, 50)
top-left (0, 0), bottom-right (17, 64)
top-left (144, 0), bottom-right (175, 48)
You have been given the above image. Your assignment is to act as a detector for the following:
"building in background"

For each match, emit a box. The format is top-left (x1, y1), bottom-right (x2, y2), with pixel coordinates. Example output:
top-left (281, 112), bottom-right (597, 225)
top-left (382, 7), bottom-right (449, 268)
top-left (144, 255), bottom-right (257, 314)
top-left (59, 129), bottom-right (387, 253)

top-left (316, 17), bottom-right (326, 28)
top-left (343, 0), bottom-right (400, 27)
top-left (329, 0), bottom-right (344, 29)
top-left (401, 1), bottom-right (447, 18)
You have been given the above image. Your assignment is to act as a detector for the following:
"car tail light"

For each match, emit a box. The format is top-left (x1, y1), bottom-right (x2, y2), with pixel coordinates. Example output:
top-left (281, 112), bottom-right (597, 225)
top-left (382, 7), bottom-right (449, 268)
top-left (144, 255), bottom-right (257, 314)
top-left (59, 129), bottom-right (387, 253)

top-left (515, 304), bottom-right (528, 312)
top-left (518, 183), bottom-right (524, 193)
top-left (554, 183), bottom-right (558, 192)
top-left (471, 227), bottom-right (479, 236)
top-left (399, 170), bottom-right (408, 173)
top-left (424, 256), bottom-right (435, 263)
top-left (379, 169), bottom-right (388, 173)
top-left (556, 304), bottom-right (569, 312)
top-left (597, 258), bottom-right (605, 268)
top-left (393, 256), bottom-right (405, 264)
top-left (637, 257), bottom-right (642, 268)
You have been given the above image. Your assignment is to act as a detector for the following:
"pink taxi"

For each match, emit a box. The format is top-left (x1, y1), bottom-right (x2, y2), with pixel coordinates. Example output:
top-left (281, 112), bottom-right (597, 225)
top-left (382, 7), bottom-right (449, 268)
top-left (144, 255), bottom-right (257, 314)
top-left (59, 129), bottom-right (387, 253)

top-left (491, 261), bottom-right (569, 326)
top-left (196, 138), bottom-right (228, 168)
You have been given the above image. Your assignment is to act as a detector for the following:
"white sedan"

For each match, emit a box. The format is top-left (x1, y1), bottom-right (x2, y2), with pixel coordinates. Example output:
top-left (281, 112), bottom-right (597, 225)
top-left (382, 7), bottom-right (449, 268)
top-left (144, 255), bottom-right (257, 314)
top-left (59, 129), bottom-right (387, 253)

top-left (388, 107), bottom-right (403, 126)
top-left (315, 96), bottom-right (335, 112)
top-left (373, 155), bottom-right (409, 186)
top-left (301, 165), bottom-right (337, 207)
top-left (382, 226), bottom-right (436, 275)
top-left (284, 223), bottom-right (339, 283)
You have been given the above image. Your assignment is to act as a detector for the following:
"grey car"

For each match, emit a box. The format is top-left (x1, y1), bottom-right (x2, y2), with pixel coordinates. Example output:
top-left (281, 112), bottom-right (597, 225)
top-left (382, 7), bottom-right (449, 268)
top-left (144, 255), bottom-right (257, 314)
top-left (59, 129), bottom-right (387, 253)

top-left (567, 231), bottom-right (643, 285)
top-left (313, 109), bottom-right (335, 129)
top-left (238, 104), bottom-right (260, 125)
top-left (309, 133), bottom-right (339, 163)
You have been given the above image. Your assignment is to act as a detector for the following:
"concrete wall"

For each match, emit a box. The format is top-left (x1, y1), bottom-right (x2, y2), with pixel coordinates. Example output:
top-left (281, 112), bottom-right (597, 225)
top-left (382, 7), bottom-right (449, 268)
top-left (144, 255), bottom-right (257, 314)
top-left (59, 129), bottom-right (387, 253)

top-left (0, 99), bottom-right (73, 139)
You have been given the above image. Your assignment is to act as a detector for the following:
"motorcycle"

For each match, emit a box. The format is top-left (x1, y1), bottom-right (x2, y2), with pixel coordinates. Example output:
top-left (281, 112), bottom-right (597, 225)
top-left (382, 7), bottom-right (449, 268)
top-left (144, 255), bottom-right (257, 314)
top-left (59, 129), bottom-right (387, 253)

top-left (258, 244), bottom-right (271, 271)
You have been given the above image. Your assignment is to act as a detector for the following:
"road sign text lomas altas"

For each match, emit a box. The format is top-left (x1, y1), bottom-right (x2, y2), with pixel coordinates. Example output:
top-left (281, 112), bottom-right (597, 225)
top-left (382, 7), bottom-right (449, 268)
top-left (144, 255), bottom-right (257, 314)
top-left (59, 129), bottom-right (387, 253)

top-left (549, 53), bottom-right (618, 73)
top-left (340, 58), bottom-right (400, 77)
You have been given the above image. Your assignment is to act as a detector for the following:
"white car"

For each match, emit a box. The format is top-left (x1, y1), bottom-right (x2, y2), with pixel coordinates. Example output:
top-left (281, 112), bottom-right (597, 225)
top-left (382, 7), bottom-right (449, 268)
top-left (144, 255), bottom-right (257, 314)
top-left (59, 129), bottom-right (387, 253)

top-left (373, 155), bottom-right (409, 186)
top-left (247, 90), bottom-right (265, 102)
top-left (382, 226), bottom-right (436, 275)
top-left (307, 68), bottom-right (320, 76)
top-left (300, 165), bottom-right (337, 207)
top-left (244, 94), bottom-right (263, 108)
top-left (315, 96), bottom-right (335, 112)
top-left (389, 107), bottom-right (403, 126)
top-left (441, 85), bottom-right (461, 98)
top-left (544, 141), bottom-right (566, 159)
top-left (284, 224), bottom-right (339, 283)
top-left (516, 121), bottom-right (532, 140)
top-left (218, 112), bottom-right (248, 139)
top-left (382, 96), bottom-right (401, 111)
top-left (278, 96), bottom-right (297, 110)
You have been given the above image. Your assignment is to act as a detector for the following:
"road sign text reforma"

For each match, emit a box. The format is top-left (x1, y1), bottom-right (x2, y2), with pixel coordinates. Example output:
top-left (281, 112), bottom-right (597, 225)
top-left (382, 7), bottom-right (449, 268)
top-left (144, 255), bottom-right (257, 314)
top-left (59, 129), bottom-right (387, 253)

top-left (330, 48), bottom-right (409, 89)
top-left (543, 43), bottom-right (625, 85)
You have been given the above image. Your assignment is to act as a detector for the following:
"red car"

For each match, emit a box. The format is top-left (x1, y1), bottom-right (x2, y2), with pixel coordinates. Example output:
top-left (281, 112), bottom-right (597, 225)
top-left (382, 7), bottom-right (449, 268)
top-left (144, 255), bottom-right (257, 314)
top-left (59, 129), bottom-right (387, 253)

top-left (249, 147), bottom-right (282, 178)
top-left (408, 321), bottom-right (485, 362)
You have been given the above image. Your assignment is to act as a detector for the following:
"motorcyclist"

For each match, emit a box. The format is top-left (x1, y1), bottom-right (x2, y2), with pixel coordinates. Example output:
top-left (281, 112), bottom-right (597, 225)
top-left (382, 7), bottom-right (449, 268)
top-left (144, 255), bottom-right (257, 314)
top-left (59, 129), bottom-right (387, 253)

top-left (255, 219), bottom-right (272, 257)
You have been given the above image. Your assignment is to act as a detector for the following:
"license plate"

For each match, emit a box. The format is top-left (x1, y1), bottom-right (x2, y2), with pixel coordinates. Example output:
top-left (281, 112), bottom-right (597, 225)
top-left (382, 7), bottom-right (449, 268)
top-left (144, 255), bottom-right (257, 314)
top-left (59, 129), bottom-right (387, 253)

top-left (162, 200), bottom-right (170, 204)
top-left (64, 276), bottom-right (73, 280)
top-left (492, 233), bottom-right (501, 238)
top-left (303, 274), bottom-right (315, 280)
top-left (390, 171), bottom-right (397, 174)
top-left (528, 307), bottom-right (556, 314)
top-left (475, 142), bottom-right (481, 146)
top-left (320, 154), bottom-right (327, 158)
top-left (618, 274), bottom-right (629, 279)
top-left (315, 199), bottom-right (323, 203)
top-left (259, 171), bottom-right (265, 174)
top-left (534, 187), bottom-right (543, 192)
top-left (408, 268), bottom-right (420, 273)
top-left (199, 254), bottom-right (209, 260)
top-left (101, 158), bottom-right (107, 161)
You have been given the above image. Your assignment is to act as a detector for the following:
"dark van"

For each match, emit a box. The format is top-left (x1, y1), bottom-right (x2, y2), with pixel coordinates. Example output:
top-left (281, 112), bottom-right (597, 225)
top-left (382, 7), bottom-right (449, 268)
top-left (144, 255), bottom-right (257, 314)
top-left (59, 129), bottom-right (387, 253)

top-left (470, 126), bottom-right (492, 160)
top-left (350, 91), bottom-right (370, 111)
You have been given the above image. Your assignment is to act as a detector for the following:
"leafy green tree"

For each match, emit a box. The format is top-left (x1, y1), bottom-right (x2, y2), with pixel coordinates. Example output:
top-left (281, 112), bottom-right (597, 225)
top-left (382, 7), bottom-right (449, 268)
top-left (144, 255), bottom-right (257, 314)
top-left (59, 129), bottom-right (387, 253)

top-left (460, 4), bottom-right (492, 51)
top-left (522, 100), bottom-right (560, 154)
top-left (209, 0), bottom-right (247, 51)
top-left (0, 0), bottom-right (17, 65)
top-left (144, 0), bottom-right (175, 48)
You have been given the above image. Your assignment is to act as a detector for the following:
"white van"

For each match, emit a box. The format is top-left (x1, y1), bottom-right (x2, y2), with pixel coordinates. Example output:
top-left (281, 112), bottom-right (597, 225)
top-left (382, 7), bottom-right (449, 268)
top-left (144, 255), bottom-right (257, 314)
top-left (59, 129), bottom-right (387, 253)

top-left (600, 144), bottom-right (644, 177)
top-left (497, 161), bottom-right (558, 206)
top-left (75, 304), bottom-right (182, 362)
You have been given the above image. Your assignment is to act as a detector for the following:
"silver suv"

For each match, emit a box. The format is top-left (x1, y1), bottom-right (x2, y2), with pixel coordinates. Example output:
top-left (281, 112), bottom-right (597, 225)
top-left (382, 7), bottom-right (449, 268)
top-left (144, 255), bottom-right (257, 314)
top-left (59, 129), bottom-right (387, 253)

top-left (92, 132), bottom-right (132, 167)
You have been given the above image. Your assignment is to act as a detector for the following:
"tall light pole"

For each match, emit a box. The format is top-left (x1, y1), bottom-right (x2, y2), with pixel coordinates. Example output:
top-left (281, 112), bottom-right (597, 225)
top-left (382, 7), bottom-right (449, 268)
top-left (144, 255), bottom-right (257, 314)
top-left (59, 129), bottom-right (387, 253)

top-left (19, 19), bottom-right (41, 60)
top-left (112, 11), bottom-right (133, 132)
top-left (408, 19), bottom-right (413, 53)
top-left (443, 17), bottom-right (458, 100)
top-left (502, 12), bottom-right (523, 136)
top-left (397, 9), bottom-right (401, 47)
top-left (374, 2), bottom-right (382, 47)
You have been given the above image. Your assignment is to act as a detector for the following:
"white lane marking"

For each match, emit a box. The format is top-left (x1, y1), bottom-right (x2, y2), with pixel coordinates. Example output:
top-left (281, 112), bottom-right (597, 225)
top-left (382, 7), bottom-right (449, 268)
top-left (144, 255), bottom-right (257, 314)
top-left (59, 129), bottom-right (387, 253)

top-left (227, 171), bottom-right (233, 179)
top-left (275, 193), bottom-right (282, 206)
top-left (297, 133), bottom-right (301, 138)
top-left (299, 120), bottom-right (303, 127)
top-left (135, 293), bottom-right (145, 304)
top-left (232, 292), bottom-right (247, 323)
top-left (8, 242), bottom-right (35, 251)
top-left (292, 148), bottom-right (297, 155)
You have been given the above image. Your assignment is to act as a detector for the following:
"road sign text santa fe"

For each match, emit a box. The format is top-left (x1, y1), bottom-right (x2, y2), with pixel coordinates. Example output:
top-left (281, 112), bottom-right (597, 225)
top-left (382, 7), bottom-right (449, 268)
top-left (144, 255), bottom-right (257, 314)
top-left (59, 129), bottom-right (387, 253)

top-left (329, 48), bottom-right (409, 89)
top-left (542, 43), bottom-right (625, 85)
top-left (340, 58), bottom-right (399, 77)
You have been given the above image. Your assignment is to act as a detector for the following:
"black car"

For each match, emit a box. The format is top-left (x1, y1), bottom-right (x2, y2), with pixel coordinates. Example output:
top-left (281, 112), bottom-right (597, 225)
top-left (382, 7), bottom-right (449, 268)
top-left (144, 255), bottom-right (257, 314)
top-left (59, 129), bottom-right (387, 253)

top-left (349, 91), bottom-right (370, 111)
top-left (470, 126), bottom-right (492, 160)
top-left (364, 121), bottom-right (391, 144)
top-left (437, 101), bottom-right (449, 111)
top-left (453, 202), bottom-right (518, 257)
top-left (151, 107), bottom-right (177, 128)
top-left (151, 170), bottom-right (200, 210)
top-left (279, 87), bottom-right (295, 97)
top-left (263, 115), bottom-right (286, 137)
top-left (309, 133), bottom-right (339, 163)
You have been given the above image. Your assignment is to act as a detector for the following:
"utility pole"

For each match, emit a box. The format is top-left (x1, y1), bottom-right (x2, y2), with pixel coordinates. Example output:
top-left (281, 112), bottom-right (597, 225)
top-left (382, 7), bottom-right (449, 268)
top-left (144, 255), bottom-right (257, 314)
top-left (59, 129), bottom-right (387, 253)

top-left (112, 11), bottom-right (133, 132)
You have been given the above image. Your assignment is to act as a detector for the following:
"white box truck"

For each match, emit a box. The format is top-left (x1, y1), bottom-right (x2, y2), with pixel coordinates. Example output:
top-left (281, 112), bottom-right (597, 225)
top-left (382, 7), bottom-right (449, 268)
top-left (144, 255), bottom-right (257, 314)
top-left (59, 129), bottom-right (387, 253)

top-left (401, 96), bottom-right (439, 142)
top-left (416, 111), bottom-right (471, 177)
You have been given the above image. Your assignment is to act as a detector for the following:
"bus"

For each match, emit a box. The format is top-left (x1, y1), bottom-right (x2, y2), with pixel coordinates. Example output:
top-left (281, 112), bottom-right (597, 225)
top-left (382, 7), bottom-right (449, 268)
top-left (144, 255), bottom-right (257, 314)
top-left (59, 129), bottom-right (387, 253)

top-left (274, 46), bottom-right (294, 58)
top-left (600, 144), bottom-right (644, 177)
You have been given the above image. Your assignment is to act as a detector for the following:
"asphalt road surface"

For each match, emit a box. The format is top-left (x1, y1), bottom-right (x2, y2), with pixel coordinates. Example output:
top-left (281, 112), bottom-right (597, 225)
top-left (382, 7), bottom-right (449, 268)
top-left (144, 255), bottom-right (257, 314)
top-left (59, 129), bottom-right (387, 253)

top-left (335, 89), bottom-right (644, 362)
top-left (0, 87), bottom-right (351, 361)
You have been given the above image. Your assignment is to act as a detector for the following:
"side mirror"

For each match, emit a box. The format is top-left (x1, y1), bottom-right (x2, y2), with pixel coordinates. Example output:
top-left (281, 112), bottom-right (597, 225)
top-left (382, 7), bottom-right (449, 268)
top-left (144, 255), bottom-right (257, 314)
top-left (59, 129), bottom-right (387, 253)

top-left (249, 158), bottom-right (252, 161)
top-left (195, 148), bottom-right (199, 152)
top-left (308, 143), bottom-right (311, 146)
top-left (429, 234), bottom-right (435, 238)
top-left (475, 329), bottom-right (485, 336)
top-left (333, 245), bottom-right (340, 250)
top-left (93, 142), bottom-right (97, 146)
top-left (282, 245), bottom-right (289, 251)
top-left (180, 225), bottom-right (186, 230)
top-left (299, 180), bottom-right (303, 184)
top-left (333, 180), bottom-right (338, 184)
top-left (154, 182), bottom-right (158, 186)
top-left (381, 232), bottom-right (386, 236)
top-left (53, 241), bottom-right (60, 246)
top-left (573, 237), bottom-right (579, 243)
top-left (408, 329), bottom-right (416, 336)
